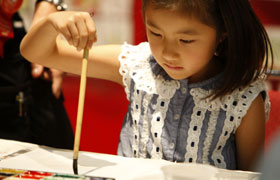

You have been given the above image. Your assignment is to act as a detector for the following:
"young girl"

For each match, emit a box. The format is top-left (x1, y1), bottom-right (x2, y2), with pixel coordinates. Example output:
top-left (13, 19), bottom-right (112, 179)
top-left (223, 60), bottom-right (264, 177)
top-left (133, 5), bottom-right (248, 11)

top-left (20, 0), bottom-right (273, 171)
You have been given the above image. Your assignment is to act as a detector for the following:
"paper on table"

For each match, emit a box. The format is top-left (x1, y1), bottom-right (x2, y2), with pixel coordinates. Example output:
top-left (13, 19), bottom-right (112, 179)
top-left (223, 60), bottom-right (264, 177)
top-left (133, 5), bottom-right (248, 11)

top-left (84, 153), bottom-right (172, 180)
top-left (0, 139), bottom-right (38, 161)
top-left (0, 147), bottom-right (95, 175)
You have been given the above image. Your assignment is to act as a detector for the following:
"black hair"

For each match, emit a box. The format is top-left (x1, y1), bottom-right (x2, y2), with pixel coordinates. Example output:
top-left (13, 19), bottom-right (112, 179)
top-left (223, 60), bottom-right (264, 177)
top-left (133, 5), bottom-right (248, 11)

top-left (142, 0), bottom-right (274, 99)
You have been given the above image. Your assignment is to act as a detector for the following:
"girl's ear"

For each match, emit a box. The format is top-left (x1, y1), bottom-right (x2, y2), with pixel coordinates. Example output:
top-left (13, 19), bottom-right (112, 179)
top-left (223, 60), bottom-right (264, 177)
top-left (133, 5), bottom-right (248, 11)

top-left (218, 32), bottom-right (227, 45)
top-left (215, 32), bottom-right (227, 57)
top-left (219, 32), bottom-right (227, 43)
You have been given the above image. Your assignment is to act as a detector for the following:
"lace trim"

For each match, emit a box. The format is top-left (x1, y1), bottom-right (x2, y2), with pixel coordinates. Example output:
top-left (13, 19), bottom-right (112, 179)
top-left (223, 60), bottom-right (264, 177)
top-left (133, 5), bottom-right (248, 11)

top-left (189, 78), bottom-right (268, 168)
top-left (150, 97), bottom-right (172, 159)
top-left (215, 79), bottom-right (268, 168)
top-left (202, 110), bottom-right (219, 164)
top-left (131, 86), bottom-right (142, 158)
top-left (118, 42), bottom-right (151, 100)
top-left (265, 91), bottom-right (271, 122)
top-left (212, 109), bottom-right (234, 168)
top-left (185, 88), bottom-right (221, 164)
top-left (118, 42), bottom-right (180, 98)
top-left (119, 42), bottom-right (180, 159)
top-left (212, 92), bottom-right (246, 168)
top-left (221, 80), bottom-right (269, 132)
top-left (139, 93), bottom-right (152, 158)
top-left (184, 104), bottom-right (206, 163)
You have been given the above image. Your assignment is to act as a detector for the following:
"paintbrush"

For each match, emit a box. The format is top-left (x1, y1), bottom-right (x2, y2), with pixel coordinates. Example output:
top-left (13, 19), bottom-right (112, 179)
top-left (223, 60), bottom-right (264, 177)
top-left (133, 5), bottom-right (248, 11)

top-left (73, 48), bottom-right (89, 175)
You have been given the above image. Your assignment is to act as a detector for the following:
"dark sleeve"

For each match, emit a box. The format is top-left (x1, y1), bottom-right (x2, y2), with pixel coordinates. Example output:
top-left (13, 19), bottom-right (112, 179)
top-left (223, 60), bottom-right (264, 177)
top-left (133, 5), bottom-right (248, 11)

top-left (35, 0), bottom-right (44, 4)
top-left (35, 0), bottom-right (65, 4)
top-left (35, 0), bottom-right (64, 3)
top-left (34, 0), bottom-right (67, 11)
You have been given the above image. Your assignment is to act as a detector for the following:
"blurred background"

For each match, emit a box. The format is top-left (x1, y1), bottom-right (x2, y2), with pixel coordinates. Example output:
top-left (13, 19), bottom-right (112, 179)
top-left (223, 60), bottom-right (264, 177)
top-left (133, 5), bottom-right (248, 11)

top-left (18, 0), bottom-right (280, 154)
top-left (20, 0), bottom-right (136, 44)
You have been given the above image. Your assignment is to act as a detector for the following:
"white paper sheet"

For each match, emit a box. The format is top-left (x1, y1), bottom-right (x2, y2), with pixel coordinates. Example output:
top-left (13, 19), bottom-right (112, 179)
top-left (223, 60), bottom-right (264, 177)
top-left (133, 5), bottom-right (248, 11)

top-left (0, 139), bottom-right (262, 180)
top-left (0, 139), bottom-right (38, 161)
top-left (83, 152), bottom-right (172, 180)
top-left (0, 147), bottom-right (95, 175)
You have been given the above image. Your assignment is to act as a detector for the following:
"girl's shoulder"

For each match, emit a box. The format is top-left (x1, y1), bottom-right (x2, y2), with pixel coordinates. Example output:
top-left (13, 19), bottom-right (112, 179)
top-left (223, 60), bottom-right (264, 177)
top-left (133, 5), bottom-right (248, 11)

top-left (191, 77), bottom-right (269, 131)
top-left (230, 77), bottom-right (269, 113)
top-left (193, 76), bottom-right (268, 108)
top-left (223, 77), bottom-right (270, 132)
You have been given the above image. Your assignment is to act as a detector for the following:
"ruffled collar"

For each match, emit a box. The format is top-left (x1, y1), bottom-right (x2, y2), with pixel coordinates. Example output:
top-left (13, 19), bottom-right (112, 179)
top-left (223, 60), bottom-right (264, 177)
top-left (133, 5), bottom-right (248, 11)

top-left (148, 55), bottom-right (223, 91)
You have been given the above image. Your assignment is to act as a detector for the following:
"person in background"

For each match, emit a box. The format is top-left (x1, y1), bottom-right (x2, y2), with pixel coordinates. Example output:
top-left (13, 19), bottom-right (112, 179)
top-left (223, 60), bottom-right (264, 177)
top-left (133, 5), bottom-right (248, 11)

top-left (258, 132), bottom-right (280, 180)
top-left (20, 0), bottom-right (273, 170)
top-left (0, 0), bottom-right (74, 149)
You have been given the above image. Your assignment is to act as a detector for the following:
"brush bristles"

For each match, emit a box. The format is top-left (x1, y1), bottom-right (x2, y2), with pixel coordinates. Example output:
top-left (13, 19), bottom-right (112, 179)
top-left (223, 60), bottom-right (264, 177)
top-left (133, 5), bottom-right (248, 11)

top-left (73, 159), bottom-right (78, 175)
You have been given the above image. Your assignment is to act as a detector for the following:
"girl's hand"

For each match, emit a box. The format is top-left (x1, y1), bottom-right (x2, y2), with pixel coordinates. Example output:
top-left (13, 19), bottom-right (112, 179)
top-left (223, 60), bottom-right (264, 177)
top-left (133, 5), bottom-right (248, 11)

top-left (48, 11), bottom-right (97, 51)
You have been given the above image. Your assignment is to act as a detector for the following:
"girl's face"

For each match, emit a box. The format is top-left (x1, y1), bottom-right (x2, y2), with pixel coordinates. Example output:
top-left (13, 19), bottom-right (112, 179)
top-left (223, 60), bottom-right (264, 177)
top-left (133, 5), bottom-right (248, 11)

top-left (145, 4), bottom-right (221, 82)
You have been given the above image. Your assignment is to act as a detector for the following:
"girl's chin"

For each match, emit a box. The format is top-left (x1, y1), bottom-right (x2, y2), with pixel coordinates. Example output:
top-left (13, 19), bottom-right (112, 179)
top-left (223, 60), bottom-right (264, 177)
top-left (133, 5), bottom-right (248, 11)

top-left (166, 72), bottom-right (189, 80)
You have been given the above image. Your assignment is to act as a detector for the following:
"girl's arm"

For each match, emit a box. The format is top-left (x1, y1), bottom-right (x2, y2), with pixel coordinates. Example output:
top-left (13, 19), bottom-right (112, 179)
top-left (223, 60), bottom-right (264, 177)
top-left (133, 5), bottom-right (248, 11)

top-left (20, 11), bottom-right (123, 85)
top-left (235, 94), bottom-right (266, 171)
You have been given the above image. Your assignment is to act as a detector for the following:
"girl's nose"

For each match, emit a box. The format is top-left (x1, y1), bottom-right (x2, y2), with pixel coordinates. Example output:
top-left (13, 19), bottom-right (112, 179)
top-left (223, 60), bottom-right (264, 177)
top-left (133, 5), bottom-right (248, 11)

top-left (162, 43), bottom-right (179, 63)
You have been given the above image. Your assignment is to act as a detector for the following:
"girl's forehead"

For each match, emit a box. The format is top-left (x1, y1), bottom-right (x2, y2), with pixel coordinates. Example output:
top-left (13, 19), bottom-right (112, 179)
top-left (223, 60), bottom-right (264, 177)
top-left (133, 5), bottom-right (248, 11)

top-left (144, 0), bottom-right (204, 15)
top-left (145, 6), bottom-right (217, 36)
top-left (144, 4), bottom-right (211, 29)
top-left (145, 6), bottom-right (195, 22)
top-left (143, 0), bottom-right (218, 29)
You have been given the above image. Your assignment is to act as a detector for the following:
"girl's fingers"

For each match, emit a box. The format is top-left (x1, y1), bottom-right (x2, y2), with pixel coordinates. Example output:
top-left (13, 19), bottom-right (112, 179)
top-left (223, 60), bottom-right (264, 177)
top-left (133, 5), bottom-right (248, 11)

top-left (85, 13), bottom-right (97, 49)
top-left (75, 15), bottom-right (88, 51)
top-left (75, 12), bottom-right (96, 50)
top-left (51, 12), bottom-right (97, 50)
top-left (59, 25), bottom-right (73, 46)
top-left (67, 18), bottom-right (80, 48)
top-left (49, 12), bottom-right (74, 46)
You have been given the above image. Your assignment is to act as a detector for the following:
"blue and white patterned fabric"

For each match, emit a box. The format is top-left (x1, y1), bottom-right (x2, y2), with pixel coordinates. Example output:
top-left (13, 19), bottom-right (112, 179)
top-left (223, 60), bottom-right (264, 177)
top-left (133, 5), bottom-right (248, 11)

top-left (117, 42), bottom-right (270, 170)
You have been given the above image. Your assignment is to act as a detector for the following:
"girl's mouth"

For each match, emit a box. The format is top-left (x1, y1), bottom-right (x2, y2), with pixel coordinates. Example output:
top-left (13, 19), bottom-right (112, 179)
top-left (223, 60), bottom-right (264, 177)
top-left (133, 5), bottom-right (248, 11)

top-left (164, 63), bottom-right (183, 70)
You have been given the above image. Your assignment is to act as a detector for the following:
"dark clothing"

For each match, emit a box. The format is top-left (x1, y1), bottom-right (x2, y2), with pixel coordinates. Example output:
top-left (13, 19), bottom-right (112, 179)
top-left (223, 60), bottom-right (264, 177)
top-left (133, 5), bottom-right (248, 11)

top-left (0, 12), bottom-right (74, 149)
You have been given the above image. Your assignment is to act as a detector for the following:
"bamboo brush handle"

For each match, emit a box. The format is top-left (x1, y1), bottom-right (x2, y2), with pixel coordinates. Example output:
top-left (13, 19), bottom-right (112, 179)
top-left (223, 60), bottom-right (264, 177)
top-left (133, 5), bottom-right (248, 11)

top-left (73, 49), bottom-right (89, 174)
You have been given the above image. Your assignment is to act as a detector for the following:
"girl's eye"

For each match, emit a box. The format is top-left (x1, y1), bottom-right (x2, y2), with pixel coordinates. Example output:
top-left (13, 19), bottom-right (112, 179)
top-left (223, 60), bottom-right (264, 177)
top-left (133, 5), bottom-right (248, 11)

top-left (180, 39), bottom-right (194, 44)
top-left (150, 31), bottom-right (161, 37)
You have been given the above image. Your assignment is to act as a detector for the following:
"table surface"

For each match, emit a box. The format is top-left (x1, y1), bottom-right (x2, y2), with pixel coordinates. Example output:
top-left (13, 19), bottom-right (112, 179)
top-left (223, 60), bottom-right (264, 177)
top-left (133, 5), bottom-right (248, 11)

top-left (0, 139), bottom-right (261, 180)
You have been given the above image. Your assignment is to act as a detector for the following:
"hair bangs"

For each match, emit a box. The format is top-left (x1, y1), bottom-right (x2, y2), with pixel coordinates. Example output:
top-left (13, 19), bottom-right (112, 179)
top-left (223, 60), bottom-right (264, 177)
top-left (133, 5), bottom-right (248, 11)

top-left (143, 0), bottom-right (219, 28)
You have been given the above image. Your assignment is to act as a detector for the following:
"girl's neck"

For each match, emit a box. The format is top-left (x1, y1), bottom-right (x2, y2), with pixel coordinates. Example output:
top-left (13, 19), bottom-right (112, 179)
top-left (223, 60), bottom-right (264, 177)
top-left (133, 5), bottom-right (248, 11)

top-left (189, 56), bottom-right (224, 84)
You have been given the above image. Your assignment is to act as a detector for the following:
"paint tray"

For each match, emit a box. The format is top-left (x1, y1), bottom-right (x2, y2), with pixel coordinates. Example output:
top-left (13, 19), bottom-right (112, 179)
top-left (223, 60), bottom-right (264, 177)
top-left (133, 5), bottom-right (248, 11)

top-left (0, 168), bottom-right (114, 180)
